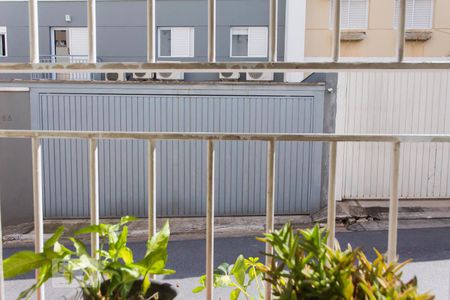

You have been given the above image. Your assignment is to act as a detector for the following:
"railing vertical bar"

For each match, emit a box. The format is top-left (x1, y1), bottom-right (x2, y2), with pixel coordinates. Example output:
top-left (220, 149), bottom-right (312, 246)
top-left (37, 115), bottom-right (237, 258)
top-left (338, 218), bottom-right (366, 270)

top-left (87, 0), bottom-right (97, 63)
top-left (89, 138), bottom-right (99, 258)
top-left (147, 0), bottom-right (156, 63)
top-left (326, 141), bottom-right (337, 248)
top-left (269, 0), bottom-right (278, 62)
top-left (32, 137), bottom-right (44, 300)
top-left (207, 0), bottom-right (216, 62)
top-left (397, 0), bottom-right (406, 62)
top-left (332, 0), bottom-right (341, 62)
top-left (147, 140), bottom-right (157, 237)
top-left (205, 140), bottom-right (215, 300)
top-left (387, 142), bottom-right (401, 263)
top-left (0, 201), bottom-right (4, 300)
top-left (265, 140), bottom-right (276, 300)
top-left (28, 0), bottom-right (39, 63)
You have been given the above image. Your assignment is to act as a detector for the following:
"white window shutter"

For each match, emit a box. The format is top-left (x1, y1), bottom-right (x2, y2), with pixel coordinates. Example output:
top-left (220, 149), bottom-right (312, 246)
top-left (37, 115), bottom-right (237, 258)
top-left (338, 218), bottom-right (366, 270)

top-left (171, 27), bottom-right (194, 57)
top-left (248, 27), bottom-right (268, 57)
top-left (340, 0), bottom-right (368, 29)
top-left (68, 28), bottom-right (89, 56)
top-left (395, 0), bottom-right (433, 29)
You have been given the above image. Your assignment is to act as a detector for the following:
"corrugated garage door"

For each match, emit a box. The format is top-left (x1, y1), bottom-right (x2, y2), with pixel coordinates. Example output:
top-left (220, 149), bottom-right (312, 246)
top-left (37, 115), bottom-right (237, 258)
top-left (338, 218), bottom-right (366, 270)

top-left (36, 90), bottom-right (325, 218)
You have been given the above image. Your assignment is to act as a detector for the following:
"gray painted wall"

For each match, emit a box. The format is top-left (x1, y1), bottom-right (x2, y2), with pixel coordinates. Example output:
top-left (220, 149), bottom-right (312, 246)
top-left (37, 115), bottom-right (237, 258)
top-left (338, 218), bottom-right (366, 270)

top-left (0, 91), bottom-right (33, 225)
top-left (0, 0), bottom-right (286, 81)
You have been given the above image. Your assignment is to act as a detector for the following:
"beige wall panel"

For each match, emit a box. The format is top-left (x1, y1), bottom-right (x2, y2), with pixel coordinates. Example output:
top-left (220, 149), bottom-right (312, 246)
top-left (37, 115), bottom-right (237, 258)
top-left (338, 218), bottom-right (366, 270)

top-left (306, 0), bottom-right (331, 30)
top-left (305, 30), bottom-right (332, 56)
top-left (341, 30), bottom-right (397, 57)
top-left (368, 0), bottom-right (395, 29)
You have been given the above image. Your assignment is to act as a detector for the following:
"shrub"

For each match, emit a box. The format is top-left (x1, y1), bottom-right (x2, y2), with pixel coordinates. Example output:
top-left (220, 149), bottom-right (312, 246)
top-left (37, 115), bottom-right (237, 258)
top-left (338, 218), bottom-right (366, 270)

top-left (194, 224), bottom-right (434, 300)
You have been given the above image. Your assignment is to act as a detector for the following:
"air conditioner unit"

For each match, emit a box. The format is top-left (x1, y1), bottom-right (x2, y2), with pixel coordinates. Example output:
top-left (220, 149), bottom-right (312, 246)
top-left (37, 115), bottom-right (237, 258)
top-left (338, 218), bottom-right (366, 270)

top-left (219, 72), bottom-right (240, 80)
top-left (156, 72), bottom-right (184, 80)
top-left (105, 72), bottom-right (125, 82)
top-left (132, 72), bottom-right (155, 80)
top-left (246, 72), bottom-right (274, 81)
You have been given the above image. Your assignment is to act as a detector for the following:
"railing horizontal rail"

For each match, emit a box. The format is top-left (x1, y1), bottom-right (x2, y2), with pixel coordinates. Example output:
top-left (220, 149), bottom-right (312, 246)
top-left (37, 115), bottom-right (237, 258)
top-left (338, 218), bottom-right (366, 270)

top-left (1, 130), bottom-right (450, 143)
top-left (2, 62), bottom-right (450, 74)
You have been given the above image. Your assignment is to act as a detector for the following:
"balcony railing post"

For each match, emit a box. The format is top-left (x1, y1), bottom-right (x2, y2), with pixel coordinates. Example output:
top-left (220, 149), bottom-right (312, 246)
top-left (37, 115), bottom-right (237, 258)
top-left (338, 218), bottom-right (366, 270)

top-left (89, 139), bottom-right (99, 258)
top-left (28, 0), bottom-right (39, 63)
top-left (326, 141), bottom-right (338, 248)
top-left (31, 137), bottom-right (44, 300)
top-left (87, 0), bottom-right (97, 63)
top-left (147, 140), bottom-right (157, 237)
top-left (265, 140), bottom-right (276, 300)
top-left (332, 0), bottom-right (341, 62)
top-left (206, 140), bottom-right (215, 300)
top-left (269, 0), bottom-right (278, 62)
top-left (397, 0), bottom-right (406, 62)
top-left (387, 142), bottom-right (401, 263)
top-left (208, 0), bottom-right (216, 62)
top-left (147, 0), bottom-right (156, 63)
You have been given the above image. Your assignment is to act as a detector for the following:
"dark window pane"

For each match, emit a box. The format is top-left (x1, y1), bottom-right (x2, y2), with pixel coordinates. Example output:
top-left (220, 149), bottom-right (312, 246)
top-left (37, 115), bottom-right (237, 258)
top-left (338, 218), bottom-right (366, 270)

top-left (160, 29), bottom-right (171, 57)
top-left (232, 34), bottom-right (248, 57)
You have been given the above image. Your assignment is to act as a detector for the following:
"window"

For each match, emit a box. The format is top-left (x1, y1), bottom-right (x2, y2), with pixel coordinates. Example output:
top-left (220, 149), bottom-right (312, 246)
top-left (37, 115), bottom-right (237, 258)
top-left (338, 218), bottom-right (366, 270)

top-left (330, 0), bottom-right (369, 29)
top-left (394, 0), bottom-right (433, 29)
top-left (230, 27), bottom-right (268, 58)
top-left (0, 27), bottom-right (7, 57)
top-left (158, 27), bottom-right (194, 58)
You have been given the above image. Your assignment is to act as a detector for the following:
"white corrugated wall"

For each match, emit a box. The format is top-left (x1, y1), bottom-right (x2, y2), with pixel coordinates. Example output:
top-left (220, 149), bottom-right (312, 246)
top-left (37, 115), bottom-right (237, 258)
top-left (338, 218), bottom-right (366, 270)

top-left (335, 72), bottom-right (450, 200)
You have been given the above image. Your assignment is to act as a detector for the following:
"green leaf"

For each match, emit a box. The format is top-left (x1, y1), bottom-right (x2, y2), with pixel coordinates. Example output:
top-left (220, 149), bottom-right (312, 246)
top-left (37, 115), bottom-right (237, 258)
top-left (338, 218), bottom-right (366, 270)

top-left (192, 286), bottom-right (205, 293)
top-left (44, 226), bottom-right (65, 250)
top-left (3, 251), bottom-right (48, 279)
top-left (230, 288), bottom-right (241, 300)
top-left (231, 255), bottom-right (246, 286)
top-left (74, 224), bottom-right (109, 236)
top-left (118, 247), bottom-right (134, 265)
top-left (69, 237), bottom-right (88, 256)
top-left (119, 215), bottom-right (138, 226)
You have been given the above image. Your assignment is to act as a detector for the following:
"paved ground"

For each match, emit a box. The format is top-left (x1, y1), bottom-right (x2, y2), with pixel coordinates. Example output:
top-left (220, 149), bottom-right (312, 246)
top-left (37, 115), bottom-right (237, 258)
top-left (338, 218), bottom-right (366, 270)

top-left (4, 226), bottom-right (450, 300)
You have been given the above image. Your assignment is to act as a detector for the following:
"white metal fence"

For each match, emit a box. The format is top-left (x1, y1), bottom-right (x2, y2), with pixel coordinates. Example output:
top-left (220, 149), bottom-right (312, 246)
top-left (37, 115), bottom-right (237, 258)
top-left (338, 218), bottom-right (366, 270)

top-left (0, 0), bottom-right (449, 299)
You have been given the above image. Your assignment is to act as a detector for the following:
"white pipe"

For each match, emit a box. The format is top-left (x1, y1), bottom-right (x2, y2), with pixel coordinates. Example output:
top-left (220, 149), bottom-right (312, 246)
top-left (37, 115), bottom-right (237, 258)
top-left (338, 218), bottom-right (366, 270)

top-left (387, 142), bottom-right (401, 263)
top-left (397, 0), bottom-right (406, 62)
top-left (265, 140), bottom-right (275, 300)
top-left (326, 141), bottom-right (337, 248)
top-left (207, 0), bottom-right (216, 62)
top-left (31, 137), bottom-right (44, 300)
top-left (147, 140), bottom-right (156, 237)
top-left (147, 0), bottom-right (156, 63)
top-left (87, 0), bottom-right (97, 63)
top-left (89, 139), bottom-right (99, 258)
top-left (28, 0), bottom-right (39, 63)
top-left (269, 0), bottom-right (278, 62)
top-left (332, 0), bottom-right (341, 62)
top-left (205, 140), bottom-right (215, 300)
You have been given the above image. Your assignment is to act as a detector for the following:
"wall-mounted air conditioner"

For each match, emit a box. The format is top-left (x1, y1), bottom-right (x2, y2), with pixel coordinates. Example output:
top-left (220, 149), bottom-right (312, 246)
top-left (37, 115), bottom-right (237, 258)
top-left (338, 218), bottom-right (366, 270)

top-left (219, 72), bottom-right (240, 80)
top-left (132, 72), bottom-right (155, 80)
top-left (156, 72), bottom-right (184, 80)
top-left (246, 72), bottom-right (274, 81)
top-left (105, 72), bottom-right (125, 82)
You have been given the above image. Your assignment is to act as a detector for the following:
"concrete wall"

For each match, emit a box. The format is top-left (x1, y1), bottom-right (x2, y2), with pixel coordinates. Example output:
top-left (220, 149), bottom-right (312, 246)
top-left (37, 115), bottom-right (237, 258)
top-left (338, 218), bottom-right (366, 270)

top-left (0, 90), bottom-right (33, 225)
top-left (305, 0), bottom-right (450, 58)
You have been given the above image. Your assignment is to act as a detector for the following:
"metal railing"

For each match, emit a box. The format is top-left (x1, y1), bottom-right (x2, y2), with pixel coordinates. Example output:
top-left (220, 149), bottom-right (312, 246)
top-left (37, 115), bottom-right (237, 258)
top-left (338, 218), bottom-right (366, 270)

top-left (30, 56), bottom-right (100, 80)
top-left (1, 130), bottom-right (450, 300)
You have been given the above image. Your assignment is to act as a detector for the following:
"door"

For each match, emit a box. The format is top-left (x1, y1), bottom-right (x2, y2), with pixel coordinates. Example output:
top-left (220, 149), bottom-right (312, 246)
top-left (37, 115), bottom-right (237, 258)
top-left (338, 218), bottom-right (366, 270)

top-left (51, 27), bottom-right (89, 80)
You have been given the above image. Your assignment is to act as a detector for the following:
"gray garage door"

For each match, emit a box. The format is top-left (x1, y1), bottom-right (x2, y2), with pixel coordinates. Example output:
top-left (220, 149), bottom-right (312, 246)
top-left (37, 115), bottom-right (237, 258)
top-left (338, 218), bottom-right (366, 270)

top-left (35, 89), bottom-right (325, 218)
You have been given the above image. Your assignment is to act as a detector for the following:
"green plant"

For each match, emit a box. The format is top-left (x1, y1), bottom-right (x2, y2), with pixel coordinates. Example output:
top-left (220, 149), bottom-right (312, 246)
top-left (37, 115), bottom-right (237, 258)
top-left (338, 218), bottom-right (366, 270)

top-left (195, 224), bottom-right (434, 300)
top-left (193, 255), bottom-right (265, 300)
top-left (3, 216), bottom-right (175, 300)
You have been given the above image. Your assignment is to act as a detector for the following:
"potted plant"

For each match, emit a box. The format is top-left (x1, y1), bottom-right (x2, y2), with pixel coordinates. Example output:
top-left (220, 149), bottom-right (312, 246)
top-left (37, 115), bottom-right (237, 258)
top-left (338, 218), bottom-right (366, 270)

top-left (4, 216), bottom-right (178, 300)
top-left (194, 224), bottom-right (434, 300)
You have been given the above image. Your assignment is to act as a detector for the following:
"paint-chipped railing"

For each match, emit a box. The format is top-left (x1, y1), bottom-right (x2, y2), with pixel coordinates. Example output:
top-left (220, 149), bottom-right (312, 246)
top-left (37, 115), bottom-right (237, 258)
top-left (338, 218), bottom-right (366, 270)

top-left (1, 131), bottom-right (450, 300)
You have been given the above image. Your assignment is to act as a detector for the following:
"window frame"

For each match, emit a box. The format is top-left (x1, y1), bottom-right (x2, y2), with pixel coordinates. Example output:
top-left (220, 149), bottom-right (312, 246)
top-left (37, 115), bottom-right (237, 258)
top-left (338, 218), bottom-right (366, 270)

top-left (329, 0), bottom-right (370, 30)
top-left (393, 0), bottom-right (434, 30)
top-left (0, 26), bottom-right (7, 57)
top-left (229, 26), bottom-right (268, 58)
top-left (157, 27), bottom-right (195, 58)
